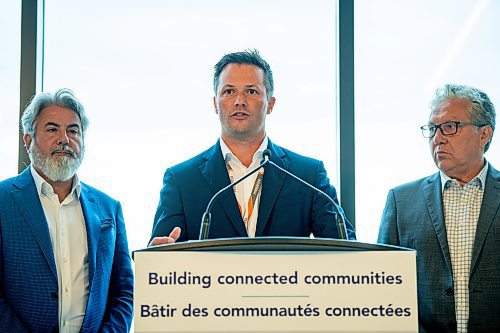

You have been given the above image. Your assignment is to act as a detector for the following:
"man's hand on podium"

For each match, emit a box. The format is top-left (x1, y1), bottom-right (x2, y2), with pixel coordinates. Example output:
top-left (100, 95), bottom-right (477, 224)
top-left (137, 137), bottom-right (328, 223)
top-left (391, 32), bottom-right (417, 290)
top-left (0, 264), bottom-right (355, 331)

top-left (148, 227), bottom-right (181, 246)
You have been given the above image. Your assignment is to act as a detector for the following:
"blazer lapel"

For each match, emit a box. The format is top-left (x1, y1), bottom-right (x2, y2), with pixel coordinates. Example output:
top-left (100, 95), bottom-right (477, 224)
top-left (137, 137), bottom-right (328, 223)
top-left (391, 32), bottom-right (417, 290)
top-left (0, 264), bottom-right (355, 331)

top-left (199, 141), bottom-right (247, 237)
top-left (80, 185), bottom-right (100, 290)
top-left (11, 168), bottom-right (58, 279)
top-left (423, 173), bottom-right (453, 273)
top-left (471, 164), bottom-right (500, 273)
top-left (255, 140), bottom-right (287, 236)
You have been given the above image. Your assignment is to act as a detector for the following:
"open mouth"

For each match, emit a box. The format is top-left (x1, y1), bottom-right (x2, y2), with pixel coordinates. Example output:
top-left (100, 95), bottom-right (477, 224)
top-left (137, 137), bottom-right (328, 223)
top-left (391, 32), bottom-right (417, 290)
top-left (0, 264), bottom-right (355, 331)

top-left (231, 111), bottom-right (250, 119)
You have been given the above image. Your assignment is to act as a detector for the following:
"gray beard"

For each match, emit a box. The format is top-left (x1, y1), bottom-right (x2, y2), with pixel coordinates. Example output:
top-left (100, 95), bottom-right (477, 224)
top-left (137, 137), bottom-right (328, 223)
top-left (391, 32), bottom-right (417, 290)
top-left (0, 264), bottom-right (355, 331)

top-left (29, 141), bottom-right (84, 182)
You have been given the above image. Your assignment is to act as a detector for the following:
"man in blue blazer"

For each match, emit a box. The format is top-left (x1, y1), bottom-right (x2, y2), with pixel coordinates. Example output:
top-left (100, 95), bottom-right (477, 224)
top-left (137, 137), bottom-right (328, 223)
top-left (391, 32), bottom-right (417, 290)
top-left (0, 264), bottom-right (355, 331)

top-left (378, 84), bottom-right (499, 332)
top-left (0, 89), bottom-right (133, 332)
top-left (150, 50), bottom-right (354, 245)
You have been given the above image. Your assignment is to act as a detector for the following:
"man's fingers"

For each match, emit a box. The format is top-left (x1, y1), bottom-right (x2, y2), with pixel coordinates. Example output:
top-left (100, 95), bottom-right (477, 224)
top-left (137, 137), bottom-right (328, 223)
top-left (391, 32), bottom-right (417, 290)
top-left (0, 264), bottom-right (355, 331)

top-left (148, 228), bottom-right (182, 247)
top-left (169, 227), bottom-right (182, 241)
top-left (148, 236), bottom-right (175, 247)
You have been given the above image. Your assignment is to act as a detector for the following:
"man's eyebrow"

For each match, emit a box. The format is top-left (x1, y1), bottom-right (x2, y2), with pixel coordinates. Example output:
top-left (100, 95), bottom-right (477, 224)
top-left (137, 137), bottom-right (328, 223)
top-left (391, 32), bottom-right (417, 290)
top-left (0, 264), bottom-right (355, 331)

top-left (44, 122), bottom-right (81, 129)
top-left (44, 121), bottom-right (60, 127)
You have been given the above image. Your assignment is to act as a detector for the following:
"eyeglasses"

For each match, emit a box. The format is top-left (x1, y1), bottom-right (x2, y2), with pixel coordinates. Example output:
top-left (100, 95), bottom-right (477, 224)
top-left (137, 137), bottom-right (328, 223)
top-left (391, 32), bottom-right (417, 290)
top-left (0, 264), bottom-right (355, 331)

top-left (420, 121), bottom-right (488, 138)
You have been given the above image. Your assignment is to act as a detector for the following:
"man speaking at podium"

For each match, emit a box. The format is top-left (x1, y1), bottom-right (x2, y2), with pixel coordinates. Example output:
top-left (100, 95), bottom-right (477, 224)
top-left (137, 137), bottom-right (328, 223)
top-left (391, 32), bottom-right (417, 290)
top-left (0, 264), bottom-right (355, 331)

top-left (150, 50), bottom-right (355, 245)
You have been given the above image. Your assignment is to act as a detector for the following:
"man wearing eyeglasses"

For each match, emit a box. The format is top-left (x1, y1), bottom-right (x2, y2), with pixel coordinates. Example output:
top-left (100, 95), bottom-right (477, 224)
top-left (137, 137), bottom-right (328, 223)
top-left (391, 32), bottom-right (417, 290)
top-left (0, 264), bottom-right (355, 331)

top-left (378, 84), bottom-right (498, 333)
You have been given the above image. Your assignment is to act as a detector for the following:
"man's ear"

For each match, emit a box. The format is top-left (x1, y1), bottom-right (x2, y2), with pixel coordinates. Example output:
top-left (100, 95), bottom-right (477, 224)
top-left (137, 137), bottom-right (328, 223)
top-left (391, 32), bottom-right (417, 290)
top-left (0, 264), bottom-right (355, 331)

top-left (480, 125), bottom-right (493, 148)
top-left (213, 96), bottom-right (218, 114)
top-left (267, 97), bottom-right (276, 115)
top-left (23, 134), bottom-right (32, 153)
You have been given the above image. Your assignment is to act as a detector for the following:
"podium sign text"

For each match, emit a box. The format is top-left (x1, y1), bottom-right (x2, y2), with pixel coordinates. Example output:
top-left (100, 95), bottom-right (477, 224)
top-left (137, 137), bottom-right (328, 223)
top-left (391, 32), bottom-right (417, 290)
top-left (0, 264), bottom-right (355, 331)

top-left (134, 250), bottom-right (417, 332)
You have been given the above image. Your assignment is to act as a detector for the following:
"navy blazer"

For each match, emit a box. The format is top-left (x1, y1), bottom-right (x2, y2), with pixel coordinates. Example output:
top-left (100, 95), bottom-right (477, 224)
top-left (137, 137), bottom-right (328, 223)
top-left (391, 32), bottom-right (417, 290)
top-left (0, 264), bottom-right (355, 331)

top-left (0, 167), bottom-right (134, 333)
top-left (152, 140), bottom-right (355, 242)
top-left (378, 164), bottom-right (500, 332)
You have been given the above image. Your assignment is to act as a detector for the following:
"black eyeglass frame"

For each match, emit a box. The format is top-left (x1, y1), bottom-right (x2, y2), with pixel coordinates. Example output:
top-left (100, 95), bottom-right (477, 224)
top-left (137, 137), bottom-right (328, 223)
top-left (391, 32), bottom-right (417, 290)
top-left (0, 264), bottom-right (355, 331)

top-left (420, 121), bottom-right (488, 138)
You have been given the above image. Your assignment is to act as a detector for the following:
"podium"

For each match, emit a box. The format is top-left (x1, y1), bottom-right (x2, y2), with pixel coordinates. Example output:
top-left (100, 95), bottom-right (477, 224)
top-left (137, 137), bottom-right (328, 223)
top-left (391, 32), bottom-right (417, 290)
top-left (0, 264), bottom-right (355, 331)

top-left (133, 237), bottom-right (417, 333)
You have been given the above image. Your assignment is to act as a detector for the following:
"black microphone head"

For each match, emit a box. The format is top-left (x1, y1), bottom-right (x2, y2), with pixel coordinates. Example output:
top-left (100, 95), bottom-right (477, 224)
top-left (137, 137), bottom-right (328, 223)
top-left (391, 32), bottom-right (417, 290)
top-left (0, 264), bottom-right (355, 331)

top-left (263, 149), bottom-right (272, 161)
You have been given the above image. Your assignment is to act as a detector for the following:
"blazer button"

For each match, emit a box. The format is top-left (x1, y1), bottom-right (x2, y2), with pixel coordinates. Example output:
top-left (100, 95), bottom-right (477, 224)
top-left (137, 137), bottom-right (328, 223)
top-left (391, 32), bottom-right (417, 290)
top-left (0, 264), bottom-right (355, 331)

top-left (445, 287), bottom-right (453, 296)
top-left (51, 291), bottom-right (58, 299)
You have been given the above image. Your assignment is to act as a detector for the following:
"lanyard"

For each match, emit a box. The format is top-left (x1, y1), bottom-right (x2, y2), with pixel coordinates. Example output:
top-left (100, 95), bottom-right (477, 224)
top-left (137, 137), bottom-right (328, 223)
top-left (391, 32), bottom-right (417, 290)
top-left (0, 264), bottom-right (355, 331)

top-left (226, 163), bottom-right (265, 233)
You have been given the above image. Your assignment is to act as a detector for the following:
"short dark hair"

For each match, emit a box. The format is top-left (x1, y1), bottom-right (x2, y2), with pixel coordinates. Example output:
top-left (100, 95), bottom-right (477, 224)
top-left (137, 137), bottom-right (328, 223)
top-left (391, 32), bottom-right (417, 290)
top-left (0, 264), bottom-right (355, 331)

top-left (430, 84), bottom-right (496, 151)
top-left (213, 49), bottom-right (274, 100)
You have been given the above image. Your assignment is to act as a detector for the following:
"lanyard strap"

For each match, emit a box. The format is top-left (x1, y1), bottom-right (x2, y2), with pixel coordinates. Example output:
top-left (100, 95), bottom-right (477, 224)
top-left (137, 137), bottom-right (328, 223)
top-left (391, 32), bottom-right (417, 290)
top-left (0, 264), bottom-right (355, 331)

top-left (226, 163), bottom-right (265, 231)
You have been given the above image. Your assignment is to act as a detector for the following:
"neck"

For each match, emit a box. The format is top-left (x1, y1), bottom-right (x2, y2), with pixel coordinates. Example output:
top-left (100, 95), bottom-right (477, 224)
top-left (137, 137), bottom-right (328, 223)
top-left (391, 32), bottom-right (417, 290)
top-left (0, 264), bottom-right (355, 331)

top-left (222, 134), bottom-right (264, 167)
top-left (35, 166), bottom-right (74, 202)
top-left (51, 180), bottom-right (74, 203)
top-left (451, 158), bottom-right (486, 186)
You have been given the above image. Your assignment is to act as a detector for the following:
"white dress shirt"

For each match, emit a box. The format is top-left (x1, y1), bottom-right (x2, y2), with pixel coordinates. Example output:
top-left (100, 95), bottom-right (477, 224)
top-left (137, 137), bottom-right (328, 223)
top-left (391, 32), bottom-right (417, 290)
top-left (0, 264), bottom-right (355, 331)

top-left (440, 162), bottom-right (488, 333)
top-left (220, 136), bottom-right (268, 237)
top-left (31, 166), bottom-right (89, 333)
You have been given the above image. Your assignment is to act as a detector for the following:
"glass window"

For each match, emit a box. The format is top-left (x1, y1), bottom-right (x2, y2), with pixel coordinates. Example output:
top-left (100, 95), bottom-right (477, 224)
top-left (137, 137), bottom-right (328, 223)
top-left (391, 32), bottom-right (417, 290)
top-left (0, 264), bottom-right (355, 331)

top-left (355, 0), bottom-right (500, 242)
top-left (0, 2), bottom-right (21, 180)
top-left (43, 0), bottom-right (338, 251)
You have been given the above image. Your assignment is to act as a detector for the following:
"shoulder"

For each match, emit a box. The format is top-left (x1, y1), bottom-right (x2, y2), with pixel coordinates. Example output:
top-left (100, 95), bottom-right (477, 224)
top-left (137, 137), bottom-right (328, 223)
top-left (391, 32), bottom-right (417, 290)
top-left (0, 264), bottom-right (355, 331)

top-left (172, 147), bottom-right (213, 170)
top-left (484, 163), bottom-right (500, 197)
top-left (168, 144), bottom-right (218, 174)
top-left (0, 169), bottom-right (33, 196)
top-left (281, 147), bottom-right (320, 165)
top-left (272, 143), bottom-right (323, 169)
top-left (0, 175), bottom-right (17, 190)
top-left (0, 176), bottom-right (18, 205)
top-left (390, 173), bottom-right (438, 196)
top-left (487, 163), bottom-right (500, 179)
top-left (270, 144), bottom-right (328, 184)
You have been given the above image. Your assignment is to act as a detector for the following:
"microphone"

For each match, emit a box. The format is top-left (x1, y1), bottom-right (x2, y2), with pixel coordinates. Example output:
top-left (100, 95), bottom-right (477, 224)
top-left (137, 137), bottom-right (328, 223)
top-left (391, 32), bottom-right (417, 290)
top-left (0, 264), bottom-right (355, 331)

top-left (198, 149), bottom-right (271, 240)
top-left (264, 150), bottom-right (350, 240)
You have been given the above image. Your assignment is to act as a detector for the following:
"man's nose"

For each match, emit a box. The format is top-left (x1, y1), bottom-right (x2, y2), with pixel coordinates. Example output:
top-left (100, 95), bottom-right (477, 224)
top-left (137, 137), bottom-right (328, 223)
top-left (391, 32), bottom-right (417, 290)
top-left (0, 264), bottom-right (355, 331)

top-left (432, 127), bottom-right (447, 144)
top-left (234, 91), bottom-right (247, 107)
top-left (56, 131), bottom-right (69, 145)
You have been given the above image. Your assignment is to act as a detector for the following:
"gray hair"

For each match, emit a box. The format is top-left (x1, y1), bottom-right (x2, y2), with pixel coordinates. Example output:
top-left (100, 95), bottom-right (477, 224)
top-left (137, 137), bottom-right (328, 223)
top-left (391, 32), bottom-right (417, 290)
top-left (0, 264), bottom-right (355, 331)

top-left (430, 84), bottom-right (496, 151)
top-left (213, 49), bottom-right (274, 100)
top-left (21, 88), bottom-right (89, 138)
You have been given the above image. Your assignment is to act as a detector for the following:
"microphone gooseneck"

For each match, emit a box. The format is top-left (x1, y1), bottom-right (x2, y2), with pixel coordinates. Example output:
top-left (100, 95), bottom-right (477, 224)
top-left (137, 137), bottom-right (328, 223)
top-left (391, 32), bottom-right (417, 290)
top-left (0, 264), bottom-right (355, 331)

top-left (198, 149), bottom-right (271, 240)
top-left (264, 150), bottom-right (349, 240)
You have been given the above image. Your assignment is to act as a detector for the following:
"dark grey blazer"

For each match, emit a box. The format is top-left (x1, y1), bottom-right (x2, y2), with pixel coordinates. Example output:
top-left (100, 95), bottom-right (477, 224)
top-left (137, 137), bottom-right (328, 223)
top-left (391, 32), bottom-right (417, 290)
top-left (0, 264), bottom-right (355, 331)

top-left (378, 164), bottom-right (500, 332)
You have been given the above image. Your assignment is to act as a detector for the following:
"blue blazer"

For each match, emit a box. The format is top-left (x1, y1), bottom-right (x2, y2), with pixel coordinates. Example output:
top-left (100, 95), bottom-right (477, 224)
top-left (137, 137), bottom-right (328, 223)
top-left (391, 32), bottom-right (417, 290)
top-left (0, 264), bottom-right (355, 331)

top-left (0, 167), bottom-right (134, 333)
top-left (378, 164), bottom-right (500, 333)
top-left (152, 140), bottom-right (355, 242)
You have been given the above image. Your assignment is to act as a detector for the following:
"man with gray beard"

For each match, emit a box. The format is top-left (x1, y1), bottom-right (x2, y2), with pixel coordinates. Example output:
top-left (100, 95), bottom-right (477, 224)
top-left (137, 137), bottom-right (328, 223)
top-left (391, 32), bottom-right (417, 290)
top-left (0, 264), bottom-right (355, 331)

top-left (0, 89), bottom-right (133, 332)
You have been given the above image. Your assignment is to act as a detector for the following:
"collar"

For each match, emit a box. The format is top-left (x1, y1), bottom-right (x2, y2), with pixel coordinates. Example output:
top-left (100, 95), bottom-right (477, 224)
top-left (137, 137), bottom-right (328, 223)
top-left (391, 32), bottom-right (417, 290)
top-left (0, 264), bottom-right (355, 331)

top-left (219, 136), bottom-right (269, 166)
top-left (30, 164), bottom-right (82, 199)
top-left (440, 161), bottom-right (489, 191)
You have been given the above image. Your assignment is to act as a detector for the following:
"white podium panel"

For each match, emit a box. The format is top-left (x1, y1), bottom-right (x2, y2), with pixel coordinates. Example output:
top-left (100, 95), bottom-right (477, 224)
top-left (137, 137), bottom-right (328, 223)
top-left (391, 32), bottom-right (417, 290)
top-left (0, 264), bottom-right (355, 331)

top-left (134, 242), bottom-right (417, 333)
